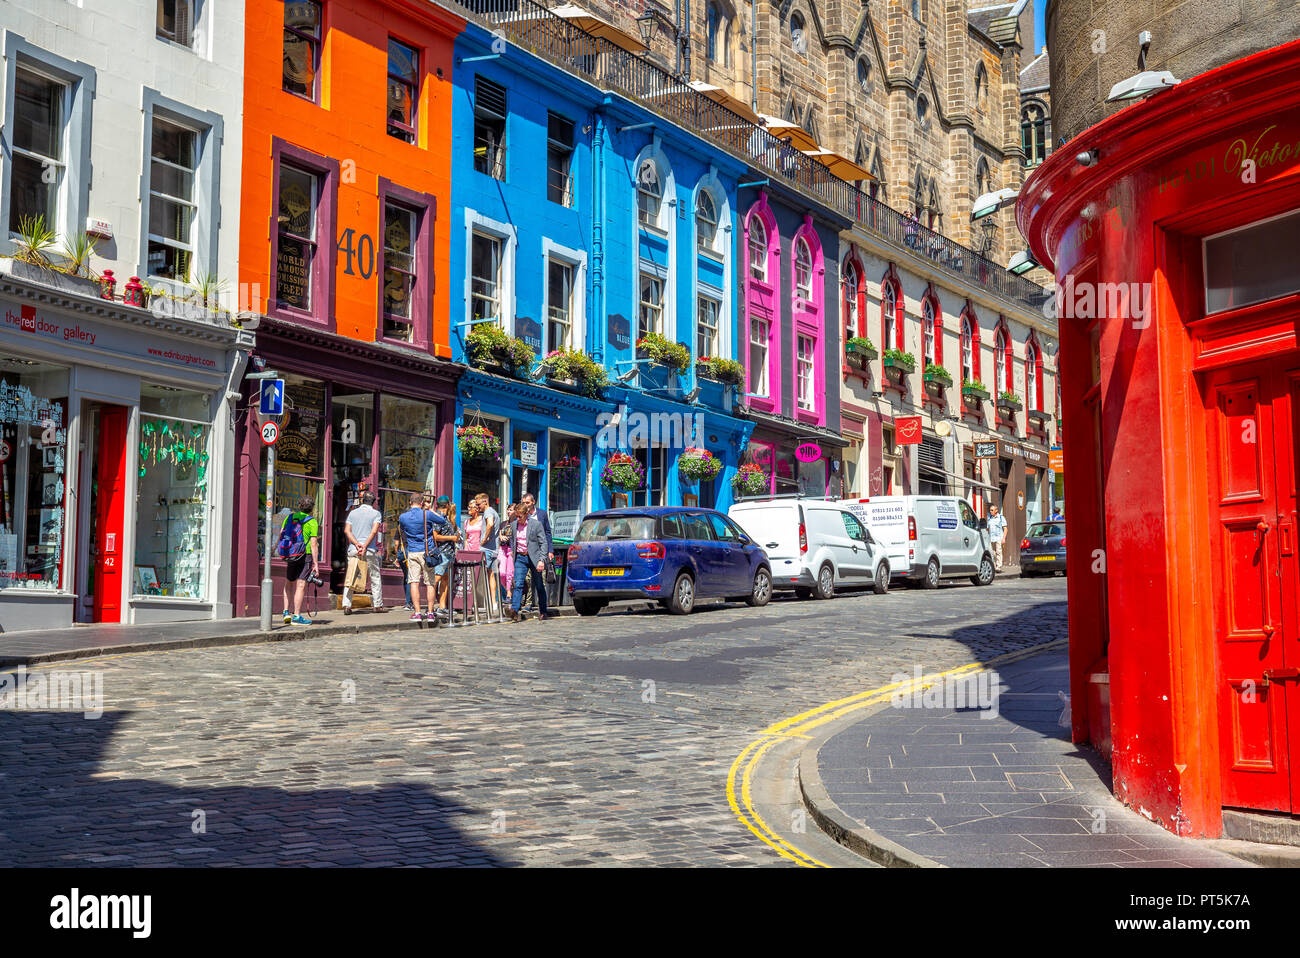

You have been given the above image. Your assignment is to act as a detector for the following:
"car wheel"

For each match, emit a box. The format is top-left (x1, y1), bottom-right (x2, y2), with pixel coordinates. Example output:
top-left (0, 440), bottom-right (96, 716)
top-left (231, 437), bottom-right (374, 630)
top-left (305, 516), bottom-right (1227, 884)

top-left (815, 563), bottom-right (835, 600)
top-left (746, 567), bottom-right (772, 607)
top-left (873, 562), bottom-right (890, 595)
top-left (668, 572), bottom-right (695, 615)
top-left (921, 557), bottom-right (940, 590)
top-left (971, 553), bottom-right (995, 587)
top-left (795, 587), bottom-right (814, 600)
top-left (573, 598), bottom-right (604, 616)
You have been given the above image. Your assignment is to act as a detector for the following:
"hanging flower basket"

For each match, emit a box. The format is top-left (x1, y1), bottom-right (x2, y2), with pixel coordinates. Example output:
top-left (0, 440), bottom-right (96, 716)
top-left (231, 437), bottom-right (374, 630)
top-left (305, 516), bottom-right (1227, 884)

top-left (731, 463), bottom-right (769, 496)
top-left (601, 452), bottom-right (645, 490)
top-left (678, 447), bottom-right (722, 482)
top-left (457, 424), bottom-right (503, 461)
top-left (551, 454), bottom-right (581, 479)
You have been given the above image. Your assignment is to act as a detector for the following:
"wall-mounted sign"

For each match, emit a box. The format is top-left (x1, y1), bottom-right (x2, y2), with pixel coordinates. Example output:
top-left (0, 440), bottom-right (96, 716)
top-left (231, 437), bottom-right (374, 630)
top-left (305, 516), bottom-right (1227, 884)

top-left (795, 442), bottom-right (822, 462)
top-left (1020, 444), bottom-right (1050, 469)
top-left (973, 440), bottom-right (999, 460)
top-left (1049, 446), bottom-right (1064, 471)
top-left (608, 314), bottom-right (632, 351)
top-left (895, 416), bottom-right (922, 445)
top-left (516, 316), bottom-right (542, 355)
top-left (520, 441), bottom-right (538, 466)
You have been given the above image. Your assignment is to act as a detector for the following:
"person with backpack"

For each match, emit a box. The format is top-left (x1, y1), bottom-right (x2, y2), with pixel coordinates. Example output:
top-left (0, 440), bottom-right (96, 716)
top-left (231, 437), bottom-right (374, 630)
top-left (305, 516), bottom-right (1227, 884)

top-left (278, 495), bottom-right (321, 625)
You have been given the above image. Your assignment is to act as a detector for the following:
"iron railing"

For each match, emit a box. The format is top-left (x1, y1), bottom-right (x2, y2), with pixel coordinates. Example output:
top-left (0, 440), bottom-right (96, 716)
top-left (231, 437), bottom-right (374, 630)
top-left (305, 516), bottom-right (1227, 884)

top-left (451, 0), bottom-right (1051, 317)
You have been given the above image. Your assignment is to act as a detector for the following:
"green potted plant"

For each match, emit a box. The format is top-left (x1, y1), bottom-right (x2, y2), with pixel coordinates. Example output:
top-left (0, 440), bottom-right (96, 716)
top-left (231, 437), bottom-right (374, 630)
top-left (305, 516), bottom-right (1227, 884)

top-left (600, 452), bottom-right (646, 491)
top-left (457, 423), bottom-right (504, 462)
top-left (59, 231), bottom-right (98, 279)
top-left (696, 356), bottom-right (745, 387)
top-left (731, 463), bottom-right (769, 497)
top-left (5, 217), bottom-right (103, 298)
top-left (961, 379), bottom-right (990, 401)
top-left (845, 337), bottom-right (878, 370)
top-left (10, 215), bottom-right (57, 269)
top-left (538, 348), bottom-right (608, 398)
top-left (922, 363), bottom-right (953, 386)
top-left (465, 322), bottom-right (535, 378)
top-left (882, 348), bottom-right (915, 371)
top-left (637, 331), bottom-right (690, 376)
top-left (997, 389), bottom-right (1023, 412)
top-left (677, 447), bottom-right (722, 483)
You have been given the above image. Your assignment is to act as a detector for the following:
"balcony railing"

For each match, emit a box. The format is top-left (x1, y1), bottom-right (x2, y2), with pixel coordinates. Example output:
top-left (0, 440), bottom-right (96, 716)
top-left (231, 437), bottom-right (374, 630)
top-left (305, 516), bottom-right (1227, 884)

top-left (450, 0), bottom-right (1051, 316)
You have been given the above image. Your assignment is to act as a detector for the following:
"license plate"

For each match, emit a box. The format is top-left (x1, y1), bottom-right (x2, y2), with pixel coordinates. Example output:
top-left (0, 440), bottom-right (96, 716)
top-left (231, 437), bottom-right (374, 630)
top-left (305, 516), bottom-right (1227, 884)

top-left (1034, 555), bottom-right (1056, 561)
top-left (593, 567), bottom-right (626, 577)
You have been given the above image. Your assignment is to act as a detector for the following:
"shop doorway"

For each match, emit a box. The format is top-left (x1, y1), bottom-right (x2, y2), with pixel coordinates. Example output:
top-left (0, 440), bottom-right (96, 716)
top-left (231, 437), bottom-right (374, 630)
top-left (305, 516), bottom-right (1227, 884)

top-left (76, 402), bottom-right (129, 623)
top-left (1202, 355), bottom-right (1300, 814)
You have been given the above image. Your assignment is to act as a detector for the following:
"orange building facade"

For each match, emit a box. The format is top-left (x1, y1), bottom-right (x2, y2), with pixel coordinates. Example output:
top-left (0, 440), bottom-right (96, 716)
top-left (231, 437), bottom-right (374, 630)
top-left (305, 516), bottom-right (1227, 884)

top-left (230, 0), bottom-right (466, 616)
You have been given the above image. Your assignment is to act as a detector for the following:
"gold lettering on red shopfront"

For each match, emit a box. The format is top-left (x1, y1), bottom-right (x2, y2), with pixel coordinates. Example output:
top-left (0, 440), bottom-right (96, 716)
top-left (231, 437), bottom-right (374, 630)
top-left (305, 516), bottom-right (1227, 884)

top-left (1225, 124), bottom-right (1299, 176)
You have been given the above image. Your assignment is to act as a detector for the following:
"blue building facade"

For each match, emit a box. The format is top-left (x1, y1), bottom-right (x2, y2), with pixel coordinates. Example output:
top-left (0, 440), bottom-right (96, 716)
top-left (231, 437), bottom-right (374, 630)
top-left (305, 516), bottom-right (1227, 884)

top-left (448, 20), bottom-right (752, 559)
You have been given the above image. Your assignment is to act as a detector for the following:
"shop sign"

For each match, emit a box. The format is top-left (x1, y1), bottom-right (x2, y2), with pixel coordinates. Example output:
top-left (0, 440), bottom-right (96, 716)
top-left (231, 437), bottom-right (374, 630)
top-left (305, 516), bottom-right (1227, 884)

top-left (795, 442), bottom-right (822, 462)
top-left (1020, 444), bottom-right (1049, 468)
top-left (520, 441), bottom-right (538, 466)
top-left (1049, 446), bottom-right (1063, 471)
top-left (895, 416), bottom-right (922, 445)
top-left (973, 440), bottom-right (999, 460)
top-left (608, 314), bottom-right (632, 351)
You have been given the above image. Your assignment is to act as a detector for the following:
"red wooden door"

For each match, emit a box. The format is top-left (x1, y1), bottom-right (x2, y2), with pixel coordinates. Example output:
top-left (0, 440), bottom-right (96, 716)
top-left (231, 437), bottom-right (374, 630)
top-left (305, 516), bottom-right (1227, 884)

top-left (91, 405), bottom-right (129, 623)
top-left (1204, 358), bottom-right (1300, 813)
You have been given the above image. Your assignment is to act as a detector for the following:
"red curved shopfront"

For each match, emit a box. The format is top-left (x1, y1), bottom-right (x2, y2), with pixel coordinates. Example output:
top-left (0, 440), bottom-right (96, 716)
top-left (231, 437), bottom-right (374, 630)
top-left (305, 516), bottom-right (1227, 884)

top-left (1018, 39), bottom-right (1300, 837)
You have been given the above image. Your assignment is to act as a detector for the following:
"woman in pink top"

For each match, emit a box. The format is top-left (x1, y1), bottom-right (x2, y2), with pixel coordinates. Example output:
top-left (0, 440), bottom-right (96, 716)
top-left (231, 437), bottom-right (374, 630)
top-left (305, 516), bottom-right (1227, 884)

top-left (464, 498), bottom-right (485, 552)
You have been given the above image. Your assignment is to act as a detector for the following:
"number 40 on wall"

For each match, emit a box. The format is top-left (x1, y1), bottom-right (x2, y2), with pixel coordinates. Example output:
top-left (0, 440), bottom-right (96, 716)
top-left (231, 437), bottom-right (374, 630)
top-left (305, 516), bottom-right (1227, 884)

top-left (337, 228), bottom-right (375, 279)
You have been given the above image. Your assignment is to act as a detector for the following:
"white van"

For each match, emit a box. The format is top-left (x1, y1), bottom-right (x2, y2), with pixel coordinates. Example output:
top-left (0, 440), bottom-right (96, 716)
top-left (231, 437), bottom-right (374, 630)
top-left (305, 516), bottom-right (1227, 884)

top-left (728, 498), bottom-right (892, 598)
top-left (844, 496), bottom-right (995, 588)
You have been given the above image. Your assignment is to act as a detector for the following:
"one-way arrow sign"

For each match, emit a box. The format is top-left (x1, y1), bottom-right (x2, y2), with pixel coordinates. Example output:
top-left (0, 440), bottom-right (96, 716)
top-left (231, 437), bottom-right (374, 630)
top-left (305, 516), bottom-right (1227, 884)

top-left (259, 378), bottom-right (285, 416)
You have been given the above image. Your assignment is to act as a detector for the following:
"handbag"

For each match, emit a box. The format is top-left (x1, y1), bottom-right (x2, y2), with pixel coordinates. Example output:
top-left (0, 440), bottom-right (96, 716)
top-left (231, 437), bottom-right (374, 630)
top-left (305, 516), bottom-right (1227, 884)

top-left (544, 556), bottom-right (558, 585)
top-left (422, 511), bottom-right (437, 570)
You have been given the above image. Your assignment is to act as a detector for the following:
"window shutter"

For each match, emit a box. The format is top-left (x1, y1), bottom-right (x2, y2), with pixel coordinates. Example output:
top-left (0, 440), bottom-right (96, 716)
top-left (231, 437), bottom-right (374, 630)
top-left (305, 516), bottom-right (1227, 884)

top-left (475, 75), bottom-right (507, 118)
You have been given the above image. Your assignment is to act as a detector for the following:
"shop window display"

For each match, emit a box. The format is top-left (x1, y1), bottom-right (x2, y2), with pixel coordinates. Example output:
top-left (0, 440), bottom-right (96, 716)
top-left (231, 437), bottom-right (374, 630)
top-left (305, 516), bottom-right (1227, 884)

top-left (547, 433), bottom-right (586, 541)
top-left (460, 415), bottom-right (505, 513)
top-left (331, 392), bottom-right (377, 572)
top-left (0, 361), bottom-right (69, 591)
top-left (134, 385), bottom-right (211, 598)
top-left (379, 394), bottom-right (438, 534)
top-left (262, 376), bottom-right (327, 557)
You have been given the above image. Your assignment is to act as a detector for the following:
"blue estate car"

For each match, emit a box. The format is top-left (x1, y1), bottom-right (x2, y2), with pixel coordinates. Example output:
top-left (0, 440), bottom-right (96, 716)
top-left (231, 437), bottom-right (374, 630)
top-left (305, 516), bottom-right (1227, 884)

top-left (565, 507), bottom-right (773, 616)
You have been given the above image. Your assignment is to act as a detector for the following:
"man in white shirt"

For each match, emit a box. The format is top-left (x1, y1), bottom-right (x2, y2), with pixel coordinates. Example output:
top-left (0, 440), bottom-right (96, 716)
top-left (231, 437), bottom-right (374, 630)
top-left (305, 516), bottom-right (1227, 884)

top-left (343, 490), bottom-right (386, 613)
top-left (988, 505), bottom-right (1008, 571)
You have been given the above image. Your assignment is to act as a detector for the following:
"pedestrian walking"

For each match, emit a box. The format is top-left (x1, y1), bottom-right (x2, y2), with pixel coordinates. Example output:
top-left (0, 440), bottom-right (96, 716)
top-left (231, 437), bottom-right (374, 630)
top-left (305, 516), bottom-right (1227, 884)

top-left (342, 490), bottom-right (386, 615)
top-left (396, 492), bottom-right (445, 624)
top-left (277, 495), bottom-right (320, 625)
top-left (498, 502), bottom-right (521, 603)
top-left (988, 505), bottom-right (1008, 570)
top-left (502, 496), bottom-right (554, 621)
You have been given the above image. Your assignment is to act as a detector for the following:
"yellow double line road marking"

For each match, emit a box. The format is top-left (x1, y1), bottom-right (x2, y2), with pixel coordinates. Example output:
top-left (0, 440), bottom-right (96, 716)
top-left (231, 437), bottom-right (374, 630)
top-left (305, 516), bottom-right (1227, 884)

top-left (726, 638), bottom-right (1066, 867)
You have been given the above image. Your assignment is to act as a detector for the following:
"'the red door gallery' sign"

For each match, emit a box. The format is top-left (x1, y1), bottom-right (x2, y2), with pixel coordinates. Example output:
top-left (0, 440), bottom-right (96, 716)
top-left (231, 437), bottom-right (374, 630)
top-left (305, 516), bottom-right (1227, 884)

top-left (895, 416), bottom-right (922, 445)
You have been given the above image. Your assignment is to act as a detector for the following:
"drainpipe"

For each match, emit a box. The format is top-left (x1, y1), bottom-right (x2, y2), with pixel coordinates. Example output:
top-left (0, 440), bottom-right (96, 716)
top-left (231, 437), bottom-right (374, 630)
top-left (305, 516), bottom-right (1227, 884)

top-left (681, 0), bottom-right (691, 79)
top-left (674, 0), bottom-right (683, 75)
top-left (591, 107), bottom-right (607, 365)
top-left (750, 0), bottom-right (758, 112)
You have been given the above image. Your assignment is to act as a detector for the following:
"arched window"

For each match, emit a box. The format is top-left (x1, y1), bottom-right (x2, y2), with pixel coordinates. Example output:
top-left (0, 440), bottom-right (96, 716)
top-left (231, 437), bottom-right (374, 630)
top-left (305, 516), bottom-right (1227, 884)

top-left (927, 184), bottom-right (941, 231)
top-left (637, 158), bottom-right (662, 227)
top-left (842, 259), bottom-right (860, 343)
top-left (974, 63), bottom-right (987, 111)
top-left (1025, 338), bottom-right (1041, 411)
top-left (882, 280), bottom-right (898, 352)
top-left (960, 315), bottom-right (974, 384)
top-left (869, 155), bottom-right (884, 203)
top-left (994, 324), bottom-right (1010, 395)
top-left (917, 95), bottom-right (929, 125)
top-left (976, 157), bottom-right (990, 199)
top-left (856, 57), bottom-right (870, 92)
top-left (794, 237), bottom-right (813, 300)
top-left (748, 213), bottom-right (768, 282)
top-left (790, 11), bottom-right (806, 52)
top-left (707, 2), bottom-right (721, 62)
top-left (922, 299), bottom-right (935, 366)
top-left (1021, 103), bottom-right (1048, 166)
top-left (696, 189), bottom-right (718, 251)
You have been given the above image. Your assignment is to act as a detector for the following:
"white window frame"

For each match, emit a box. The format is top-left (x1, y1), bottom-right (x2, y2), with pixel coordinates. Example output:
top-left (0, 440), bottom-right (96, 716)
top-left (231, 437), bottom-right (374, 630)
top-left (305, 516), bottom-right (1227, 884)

top-left (749, 313), bottom-right (770, 396)
top-left (960, 316), bottom-right (973, 384)
top-left (922, 298), bottom-right (936, 366)
top-left (638, 269), bottom-right (664, 340)
top-left (464, 208), bottom-right (517, 334)
top-left (794, 237), bottom-right (813, 300)
top-left (541, 237), bottom-right (587, 354)
top-left (748, 214), bottom-right (768, 282)
top-left (697, 291), bottom-right (721, 359)
top-left (694, 169), bottom-right (732, 361)
top-left (636, 159), bottom-right (663, 230)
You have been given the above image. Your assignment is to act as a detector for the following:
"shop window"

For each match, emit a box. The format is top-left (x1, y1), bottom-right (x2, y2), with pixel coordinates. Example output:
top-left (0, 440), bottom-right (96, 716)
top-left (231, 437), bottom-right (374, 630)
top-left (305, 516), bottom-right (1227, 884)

top-left (546, 112), bottom-right (574, 207)
top-left (548, 433), bottom-right (586, 541)
top-left (637, 158), bottom-right (663, 229)
top-left (146, 116), bottom-right (198, 281)
top-left (630, 444), bottom-right (668, 507)
top-left (0, 360), bottom-right (69, 592)
top-left (331, 392), bottom-right (376, 568)
top-left (379, 394), bottom-right (438, 542)
top-left (1204, 209), bottom-right (1300, 315)
top-left (382, 200), bottom-right (418, 341)
top-left (547, 258), bottom-right (574, 352)
top-left (512, 429), bottom-right (544, 502)
top-left (794, 237), bottom-right (813, 301)
top-left (638, 271), bottom-right (664, 339)
top-left (796, 335), bottom-right (815, 411)
top-left (697, 294), bottom-right (720, 359)
top-left (459, 416), bottom-right (505, 515)
top-left (283, 0), bottom-right (323, 102)
top-left (747, 214), bottom-right (768, 281)
top-left (274, 162), bottom-right (320, 313)
top-left (470, 231), bottom-right (503, 323)
top-left (473, 75), bottom-right (507, 180)
top-left (8, 67), bottom-right (66, 236)
top-left (386, 38), bottom-right (419, 144)
top-left (157, 0), bottom-right (195, 46)
top-left (749, 313), bottom-right (770, 395)
top-left (134, 386), bottom-right (211, 599)
top-left (265, 376), bottom-right (327, 558)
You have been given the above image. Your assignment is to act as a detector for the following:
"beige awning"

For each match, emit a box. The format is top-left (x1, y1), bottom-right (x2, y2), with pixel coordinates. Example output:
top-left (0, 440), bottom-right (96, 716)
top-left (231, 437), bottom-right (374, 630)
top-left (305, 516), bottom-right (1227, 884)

top-left (756, 113), bottom-right (819, 152)
top-left (802, 149), bottom-right (874, 181)
top-left (687, 80), bottom-right (763, 124)
top-left (548, 4), bottom-right (646, 54)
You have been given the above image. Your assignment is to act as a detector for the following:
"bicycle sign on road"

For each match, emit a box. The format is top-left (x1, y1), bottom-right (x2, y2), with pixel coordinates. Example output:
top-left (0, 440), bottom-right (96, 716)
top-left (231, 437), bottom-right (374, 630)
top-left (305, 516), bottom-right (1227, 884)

top-left (260, 420), bottom-right (279, 446)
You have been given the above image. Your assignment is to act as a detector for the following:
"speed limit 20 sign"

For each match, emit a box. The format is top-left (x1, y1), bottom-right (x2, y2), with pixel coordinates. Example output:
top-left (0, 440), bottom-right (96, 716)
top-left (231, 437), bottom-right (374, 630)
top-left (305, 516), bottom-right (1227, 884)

top-left (260, 421), bottom-right (279, 446)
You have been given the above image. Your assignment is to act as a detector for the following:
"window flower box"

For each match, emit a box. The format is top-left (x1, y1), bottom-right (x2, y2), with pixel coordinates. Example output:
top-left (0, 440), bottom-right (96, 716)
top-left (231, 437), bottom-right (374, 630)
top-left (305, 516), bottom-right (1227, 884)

top-left (696, 356), bottom-right (745, 387)
top-left (1027, 408), bottom-right (1052, 425)
top-left (845, 337), bottom-right (877, 371)
top-left (466, 323), bottom-right (535, 379)
top-left (961, 380), bottom-right (990, 402)
top-left (537, 348), bottom-right (608, 398)
top-left (996, 391), bottom-right (1023, 412)
top-left (882, 349), bottom-right (915, 372)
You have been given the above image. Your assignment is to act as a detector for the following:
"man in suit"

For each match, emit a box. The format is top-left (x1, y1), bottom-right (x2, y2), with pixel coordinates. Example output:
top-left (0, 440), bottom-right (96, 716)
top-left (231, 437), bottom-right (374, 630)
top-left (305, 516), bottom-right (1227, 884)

top-left (503, 495), bottom-right (554, 621)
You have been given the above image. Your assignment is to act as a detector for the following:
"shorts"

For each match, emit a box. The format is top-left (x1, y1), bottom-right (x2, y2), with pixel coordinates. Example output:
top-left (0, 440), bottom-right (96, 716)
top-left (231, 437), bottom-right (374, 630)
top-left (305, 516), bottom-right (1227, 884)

top-left (285, 555), bottom-right (316, 582)
top-left (406, 553), bottom-right (434, 587)
top-left (430, 552), bottom-right (452, 577)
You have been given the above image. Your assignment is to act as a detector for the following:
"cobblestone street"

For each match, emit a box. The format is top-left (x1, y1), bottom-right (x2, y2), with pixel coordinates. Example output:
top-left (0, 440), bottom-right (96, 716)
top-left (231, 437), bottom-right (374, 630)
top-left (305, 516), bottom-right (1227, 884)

top-left (0, 578), bottom-right (1067, 867)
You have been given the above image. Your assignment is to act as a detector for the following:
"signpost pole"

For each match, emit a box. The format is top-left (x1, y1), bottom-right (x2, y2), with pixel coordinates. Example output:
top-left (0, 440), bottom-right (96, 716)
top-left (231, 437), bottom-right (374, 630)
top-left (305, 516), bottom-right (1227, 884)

top-left (261, 442), bottom-right (275, 632)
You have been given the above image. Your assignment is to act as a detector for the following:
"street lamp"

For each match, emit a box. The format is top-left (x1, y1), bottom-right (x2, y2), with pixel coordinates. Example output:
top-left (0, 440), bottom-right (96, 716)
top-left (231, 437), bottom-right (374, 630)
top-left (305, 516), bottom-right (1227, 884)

top-left (637, 11), bottom-right (656, 49)
top-left (1106, 31), bottom-right (1180, 103)
top-left (970, 187), bottom-right (1019, 221)
top-left (1007, 249), bottom-right (1038, 275)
